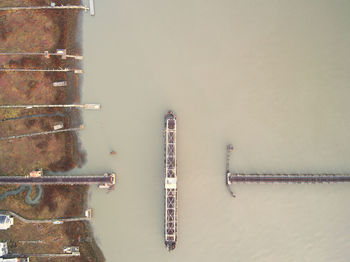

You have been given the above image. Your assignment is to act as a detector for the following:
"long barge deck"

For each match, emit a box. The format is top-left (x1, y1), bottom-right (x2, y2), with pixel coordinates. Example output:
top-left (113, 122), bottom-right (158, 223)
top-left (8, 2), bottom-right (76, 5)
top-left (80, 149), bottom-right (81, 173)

top-left (164, 111), bottom-right (177, 251)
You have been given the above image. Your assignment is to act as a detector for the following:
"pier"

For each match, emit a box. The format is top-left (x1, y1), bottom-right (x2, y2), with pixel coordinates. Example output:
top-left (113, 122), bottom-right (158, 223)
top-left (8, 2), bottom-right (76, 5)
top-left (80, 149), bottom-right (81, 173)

top-left (0, 5), bottom-right (88, 12)
top-left (227, 173), bottom-right (350, 184)
top-left (0, 0), bottom-right (95, 16)
top-left (0, 49), bottom-right (83, 60)
top-left (225, 144), bottom-right (350, 197)
top-left (0, 173), bottom-right (115, 189)
top-left (0, 209), bottom-right (92, 224)
top-left (0, 68), bottom-right (83, 74)
top-left (0, 126), bottom-right (84, 141)
top-left (0, 104), bottom-right (100, 109)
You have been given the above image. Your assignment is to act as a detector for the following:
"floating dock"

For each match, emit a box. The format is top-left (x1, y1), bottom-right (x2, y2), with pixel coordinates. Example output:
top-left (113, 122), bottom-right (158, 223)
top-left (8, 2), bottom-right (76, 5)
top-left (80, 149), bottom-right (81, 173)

top-left (164, 111), bottom-right (177, 251)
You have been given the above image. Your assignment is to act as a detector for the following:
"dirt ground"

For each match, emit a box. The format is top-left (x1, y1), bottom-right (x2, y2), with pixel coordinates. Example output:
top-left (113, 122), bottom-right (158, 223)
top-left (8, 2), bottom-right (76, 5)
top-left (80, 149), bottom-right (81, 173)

top-left (0, 1), bottom-right (105, 261)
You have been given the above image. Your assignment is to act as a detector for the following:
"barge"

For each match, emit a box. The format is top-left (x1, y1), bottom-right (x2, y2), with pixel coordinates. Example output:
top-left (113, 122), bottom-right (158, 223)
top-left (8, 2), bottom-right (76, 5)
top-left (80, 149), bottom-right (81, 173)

top-left (164, 111), bottom-right (177, 251)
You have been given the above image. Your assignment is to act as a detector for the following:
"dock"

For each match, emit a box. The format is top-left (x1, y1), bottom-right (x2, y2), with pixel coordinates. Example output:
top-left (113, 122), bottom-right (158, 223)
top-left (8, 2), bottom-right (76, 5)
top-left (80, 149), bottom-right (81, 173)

top-left (0, 173), bottom-right (116, 189)
top-left (225, 144), bottom-right (350, 197)
top-left (0, 104), bottom-right (100, 109)
top-left (0, 209), bottom-right (92, 224)
top-left (227, 173), bottom-right (350, 184)
top-left (0, 0), bottom-right (95, 15)
top-left (0, 126), bottom-right (84, 141)
top-left (0, 68), bottom-right (82, 73)
top-left (0, 50), bottom-right (83, 60)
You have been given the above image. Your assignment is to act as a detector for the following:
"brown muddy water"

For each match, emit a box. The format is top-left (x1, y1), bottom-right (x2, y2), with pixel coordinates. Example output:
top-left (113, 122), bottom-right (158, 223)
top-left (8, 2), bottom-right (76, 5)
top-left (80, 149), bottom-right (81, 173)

top-left (80, 1), bottom-right (350, 261)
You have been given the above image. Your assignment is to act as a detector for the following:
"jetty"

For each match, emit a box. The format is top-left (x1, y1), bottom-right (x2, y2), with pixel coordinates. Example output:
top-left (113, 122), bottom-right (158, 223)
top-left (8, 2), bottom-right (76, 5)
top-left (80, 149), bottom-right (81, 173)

top-left (0, 104), bottom-right (100, 109)
top-left (0, 209), bottom-right (92, 224)
top-left (227, 173), bottom-right (350, 184)
top-left (0, 0), bottom-right (95, 16)
top-left (0, 68), bottom-right (83, 74)
top-left (0, 126), bottom-right (84, 141)
top-left (0, 49), bottom-right (83, 60)
top-left (225, 144), bottom-right (350, 197)
top-left (0, 173), bottom-right (116, 189)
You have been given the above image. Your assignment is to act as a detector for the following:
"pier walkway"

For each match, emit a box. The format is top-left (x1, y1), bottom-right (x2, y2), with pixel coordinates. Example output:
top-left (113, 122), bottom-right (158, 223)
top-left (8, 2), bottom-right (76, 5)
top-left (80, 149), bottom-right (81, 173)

top-left (224, 144), bottom-right (350, 197)
top-left (0, 210), bottom-right (90, 224)
top-left (0, 104), bottom-right (100, 109)
top-left (227, 173), bottom-right (350, 184)
top-left (0, 0), bottom-right (95, 15)
top-left (0, 5), bottom-right (88, 11)
top-left (21, 253), bottom-right (80, 257)
top-left (0, 126), bottom-right (83, 141)
top-left (0, 173), bottom-right (115, 188)
top-left (0, 68), bottom-right (82, 73)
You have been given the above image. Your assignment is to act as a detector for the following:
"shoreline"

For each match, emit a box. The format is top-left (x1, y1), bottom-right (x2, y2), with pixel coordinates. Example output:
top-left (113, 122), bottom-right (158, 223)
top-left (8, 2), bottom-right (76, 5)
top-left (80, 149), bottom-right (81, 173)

top-left (0, 1), bottom-right (105, 261)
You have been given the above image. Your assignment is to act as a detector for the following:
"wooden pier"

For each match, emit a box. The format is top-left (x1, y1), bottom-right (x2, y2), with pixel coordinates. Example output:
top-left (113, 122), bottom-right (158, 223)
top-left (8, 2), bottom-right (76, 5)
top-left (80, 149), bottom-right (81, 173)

top-left (0, 104), bottom-right (100, 109)
top-left (0, 210), bottom-right (92, 224)
top-left (0, 126), bottom-right (84, 141)
top-left (0, 68), bottom-right (83, 74)
top-left (0, 5), bottom-right (88, 11)
top-left (0, 49), bottom-right (83, 60)
top-left (0, 0), bottom-right (95, 15)
top-left (227, 173), bottom-right (350, 184)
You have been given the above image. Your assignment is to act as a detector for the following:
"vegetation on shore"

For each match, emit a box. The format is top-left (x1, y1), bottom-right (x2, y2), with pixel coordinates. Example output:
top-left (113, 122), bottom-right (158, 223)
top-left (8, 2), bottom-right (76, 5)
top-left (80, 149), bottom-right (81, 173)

top-left (0, 185), bottom-right (105, 262)
top-left (0, 1), bottom-right (105, 261)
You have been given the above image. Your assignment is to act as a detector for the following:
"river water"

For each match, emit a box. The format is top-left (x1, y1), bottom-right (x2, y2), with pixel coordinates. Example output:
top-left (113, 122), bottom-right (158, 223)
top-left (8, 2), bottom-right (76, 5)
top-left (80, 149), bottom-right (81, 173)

top-left (80, 1), bottom-right (350, 261)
